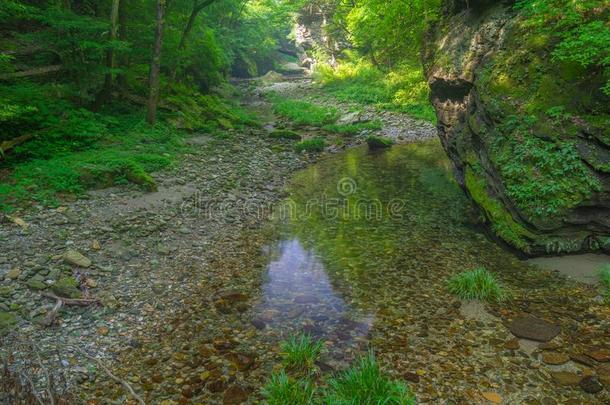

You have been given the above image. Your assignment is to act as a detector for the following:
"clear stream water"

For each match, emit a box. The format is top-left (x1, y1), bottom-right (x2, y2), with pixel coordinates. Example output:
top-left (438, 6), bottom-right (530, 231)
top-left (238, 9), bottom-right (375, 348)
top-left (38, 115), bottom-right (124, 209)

top-left (115, 139), bottom-right (608, 403)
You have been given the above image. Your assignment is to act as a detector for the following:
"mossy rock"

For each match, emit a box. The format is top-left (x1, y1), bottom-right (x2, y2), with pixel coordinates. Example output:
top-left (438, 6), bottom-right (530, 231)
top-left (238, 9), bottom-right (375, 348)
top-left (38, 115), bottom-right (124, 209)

top-left (51, 277), bottom-right (82, 299)
top-left (0, 312), bottom-right (17, 335)
top-left (26, 276), bottom-right (47, 290)
top-left (269, 129), bottom-right (302, 140)
top-left (366, 136), bottom-right (394, 149)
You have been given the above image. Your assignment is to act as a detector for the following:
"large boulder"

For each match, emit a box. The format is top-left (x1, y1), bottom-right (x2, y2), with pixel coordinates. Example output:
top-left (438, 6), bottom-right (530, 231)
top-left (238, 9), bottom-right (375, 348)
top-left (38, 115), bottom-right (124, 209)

top-left (423, 0), bottom-right (609, 255)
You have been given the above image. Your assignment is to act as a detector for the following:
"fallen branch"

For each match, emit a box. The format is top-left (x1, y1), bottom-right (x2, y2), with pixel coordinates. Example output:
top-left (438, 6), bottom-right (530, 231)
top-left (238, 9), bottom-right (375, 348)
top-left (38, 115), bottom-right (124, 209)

top-left (0, 65), bottom-right (61, 80)
top-left (40, 299), bottom-right (63, 327)
top-left (73, 348), bottom-right (146, 405)
top-left (0, 134), bottom-right (33, 159)
top-left (41, 292), bottom-right (100, 306)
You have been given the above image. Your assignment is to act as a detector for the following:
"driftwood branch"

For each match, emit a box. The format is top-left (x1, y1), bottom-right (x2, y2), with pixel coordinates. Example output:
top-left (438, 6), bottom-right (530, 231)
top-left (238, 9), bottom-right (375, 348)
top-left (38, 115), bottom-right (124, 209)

top-left (0, 65), bottom-right (61, 80)
top-left (41, 292), bottom-right (100, 306)
top-left (73, 348), bottom-right (146, 405)
top-left (40, 292), bottom-right (100, 327)
top-left (0, 134), bottom-right (33, 158)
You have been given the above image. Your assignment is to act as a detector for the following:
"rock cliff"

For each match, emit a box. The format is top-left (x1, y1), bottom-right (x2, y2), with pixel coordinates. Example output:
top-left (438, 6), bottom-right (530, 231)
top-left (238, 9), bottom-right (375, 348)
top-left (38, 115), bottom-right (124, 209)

top-left (423, 0), bottom-right (609, 255)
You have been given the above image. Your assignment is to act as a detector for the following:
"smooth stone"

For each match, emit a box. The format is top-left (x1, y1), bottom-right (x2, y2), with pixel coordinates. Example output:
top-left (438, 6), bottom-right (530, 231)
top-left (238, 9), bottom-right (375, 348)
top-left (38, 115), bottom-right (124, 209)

top-left (585, 349), bottom-right (610, 363)
top-left (222, 385), bottom-right (251, 404)
top-left (63, 249), bottom-right (91, 267)
top-left (481, 392), bottom-right (502, 404)
top-left (541, 352), bottom-right (570, 365)
top-left (6, 267), bottom-right (21, 280)
top-left (508, 315), bottom-right (561, 342)
top-left (579, 375), bottom-right (603, 393)
top-left (550, 371), bottom-right (581, 386)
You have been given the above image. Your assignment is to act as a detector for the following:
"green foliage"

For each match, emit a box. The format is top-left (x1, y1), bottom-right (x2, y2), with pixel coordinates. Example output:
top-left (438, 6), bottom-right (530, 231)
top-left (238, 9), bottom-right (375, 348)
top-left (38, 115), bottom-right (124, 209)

top-left (322, 120), bottom-right (382, 135)
top-left (269, 129), bottom-right (302, 140)
top-left (262, 371), bottom-right (316, 405)
top-left (515, 0), bottom-right (610, 95)
top-left (366, 136), bottom-right (394, 149)
top-left (447, 267), bottom-right (507, 302)
top-left (0, 115), bottom-right (184, 211)
top-left (271, 96), bottom-right (340, 127)
top-left (315, 59), bottom-right (436, 123)
top-left (281, 334), bottom-right (324, 373)
top-left (492, 117), bottom-right (601, 218)
top-left (324, 353), bottom-right (416, 405)
top-left (295, 137), bottom-right (326, 153)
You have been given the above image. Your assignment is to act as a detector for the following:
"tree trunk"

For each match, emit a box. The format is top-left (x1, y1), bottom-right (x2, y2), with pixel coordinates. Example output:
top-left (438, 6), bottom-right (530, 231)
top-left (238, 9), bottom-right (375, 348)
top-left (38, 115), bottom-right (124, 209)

top-left (95, 0), bottom-right (120, 109)
top-left (117, 0), bottom-right (129, 89)
top-left (147, 0), bottom-right (166, 125)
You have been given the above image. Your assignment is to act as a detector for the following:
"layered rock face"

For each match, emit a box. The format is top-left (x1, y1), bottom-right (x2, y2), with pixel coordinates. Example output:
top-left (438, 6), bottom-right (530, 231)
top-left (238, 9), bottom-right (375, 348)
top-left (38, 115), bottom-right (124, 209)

top-left (423, 0), bottom-right (610, 255)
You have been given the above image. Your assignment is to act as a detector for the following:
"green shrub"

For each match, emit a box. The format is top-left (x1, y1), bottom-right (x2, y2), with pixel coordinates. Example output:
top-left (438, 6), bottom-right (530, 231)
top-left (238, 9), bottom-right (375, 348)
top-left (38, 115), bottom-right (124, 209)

top-left (322, 120), bottom-right (382, 135)
top-left (315, 59), bottom-right (436, 123)
top-left (447, 267), bottom-right (507, 302)
top-left (269, 129), bottom-right (302, 140)
top-left (366, 136), bottom-right (394, 149)
top-left (262, 371), bottom-right (316, 405)
top-left (271, 96), bottom-right (339, 127)
top-left (281, 334), bottom-right (324, 373)
top-left (324, 353), bottom-right (415, 405)
top-left (295, 137), bottom-right (326, 153)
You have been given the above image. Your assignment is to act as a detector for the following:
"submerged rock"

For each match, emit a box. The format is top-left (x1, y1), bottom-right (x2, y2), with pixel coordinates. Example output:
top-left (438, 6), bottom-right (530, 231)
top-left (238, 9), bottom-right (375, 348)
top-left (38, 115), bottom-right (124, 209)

top-left (423, 0), bottom-right (610, 255)
top-left (508, 314), bottom-right (560, 342)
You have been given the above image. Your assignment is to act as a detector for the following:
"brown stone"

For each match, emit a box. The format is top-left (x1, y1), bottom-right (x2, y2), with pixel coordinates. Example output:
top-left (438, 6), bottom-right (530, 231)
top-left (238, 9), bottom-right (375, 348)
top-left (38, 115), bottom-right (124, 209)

top-left (585, 349), bottom-right (610, 363)
top-left (223, 385), bottom-right (251, 405)
top-left (541, 352), bottom-right (569, 365)
top-left (579, 375), bottom-right (603, 394)
top-left (402, 372), bottom-right (420, 383)
top-left (504, 338), bottom-right (519, 350)
top-left (550, 371), bottom-right (581, 386)
top-left (570, 354), bottom-right (596, 368)
top-left (596, 363), bottom-right (610, 386)
top-left (481, 392), bottom-right (502, 404)
top-left (508, 315), bottom-right (561, 342)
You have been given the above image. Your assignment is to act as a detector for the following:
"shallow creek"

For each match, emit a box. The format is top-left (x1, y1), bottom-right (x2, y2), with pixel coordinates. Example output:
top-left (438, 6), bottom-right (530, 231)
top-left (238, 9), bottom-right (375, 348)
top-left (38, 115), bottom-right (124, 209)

top-left (106, 140), bottom-right (608, 404)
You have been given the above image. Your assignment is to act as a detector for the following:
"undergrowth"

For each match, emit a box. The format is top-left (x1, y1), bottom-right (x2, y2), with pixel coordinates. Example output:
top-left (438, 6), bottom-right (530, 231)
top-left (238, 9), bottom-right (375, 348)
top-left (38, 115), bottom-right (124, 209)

top-left (270, 95), bottom-right (339, 127)
top-left (322, 120), bottom-right (382, 135)
top-left (599, 264), bottom-right (610, 300)
top-left (0, 83), bottom-right (254, 212)
top-left (447, 267), bottom-right (508, 302)
top-left (314, 57), bottom-right (436, 123)
top-left (295, 137), bottom-right (326, 153)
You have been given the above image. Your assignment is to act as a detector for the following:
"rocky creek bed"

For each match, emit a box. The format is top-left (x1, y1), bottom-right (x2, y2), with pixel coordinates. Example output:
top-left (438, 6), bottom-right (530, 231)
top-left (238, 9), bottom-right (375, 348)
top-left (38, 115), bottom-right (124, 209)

top-left (1, 74), bottom-right (609, 404)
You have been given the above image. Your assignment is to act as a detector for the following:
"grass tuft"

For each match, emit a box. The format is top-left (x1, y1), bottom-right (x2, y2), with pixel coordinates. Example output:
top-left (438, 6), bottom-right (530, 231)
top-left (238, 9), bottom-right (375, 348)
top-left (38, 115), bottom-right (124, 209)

top-left (295, 137), bottom-right (326, 153)
top-left (281, 333), bottom-right (324, 373)
top-left (447, 267), bottom-right (507, 302)
top-left (269, 129), bottom-right (302, 140)
top-left (262, 371), bottom-right (316, 405)
top-left (325, 352), bottom-right (416, 405)
top-left (270, 96), bottom-right (339, 127)
top-left (322, 120), bottom-right (382, 135)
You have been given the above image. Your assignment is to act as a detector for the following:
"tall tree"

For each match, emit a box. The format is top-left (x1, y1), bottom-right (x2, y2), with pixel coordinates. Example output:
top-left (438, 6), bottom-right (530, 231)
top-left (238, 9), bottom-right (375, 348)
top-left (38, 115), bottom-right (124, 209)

top-left (95, 0), bottom-right (120, 108)
top-left (147, 0), bottom-right (167, 124)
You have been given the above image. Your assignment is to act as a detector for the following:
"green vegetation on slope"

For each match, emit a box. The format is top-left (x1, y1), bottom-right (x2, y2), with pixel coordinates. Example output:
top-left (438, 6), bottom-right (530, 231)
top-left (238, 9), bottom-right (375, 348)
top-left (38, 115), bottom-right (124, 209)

top-left (271, 96), bottom-right (340, 127)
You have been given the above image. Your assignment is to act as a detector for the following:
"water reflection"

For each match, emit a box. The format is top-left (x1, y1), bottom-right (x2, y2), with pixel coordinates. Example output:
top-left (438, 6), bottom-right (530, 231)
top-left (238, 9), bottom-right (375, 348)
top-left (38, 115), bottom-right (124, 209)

top-left (254, 239), bottom-right (374, 350)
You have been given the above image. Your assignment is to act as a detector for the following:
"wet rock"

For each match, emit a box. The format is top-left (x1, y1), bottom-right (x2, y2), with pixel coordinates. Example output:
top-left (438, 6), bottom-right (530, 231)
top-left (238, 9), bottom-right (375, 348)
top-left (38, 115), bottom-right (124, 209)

top-left (585, 349), bottom-right (610, 363)
top-left (26, 276), bottom-right (47, 290)
top-left (251, 317), bottom-right (267, 330)
top-left (570, 354), bottom-right (596, 368)
top-left (541, 352), bottom-right (569, 365)
top-left (223, 384), bottom-right (251, 404)
top-left (293, 294), bottom-right (319, 304)
top-left (550, 371), bottom-right (581, 386)
top-left (0, 312), bottom-right (18, 333)
top-left (508, 315), bottom-right (561, 342)
top-left (481, 392), bottom-right (502, 404)
top-left (51, 277), bottom-right (82, 299)
top-left (217, 290), bottom-right (249, 304)
top-left (226, 352), bottom-right (256, 371)
top-left (504, 338), bottom-right (519, 350)
top-left (6, 267), bottom-right (21, 280)
top-left (596, 363), bottom-right (610, 386)
top-left (62, 249), bottom-right (91, 267)
top-left (402, 372), bottom-right (420, 383)
top-left (579, 375), bottom-right (603, 394)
